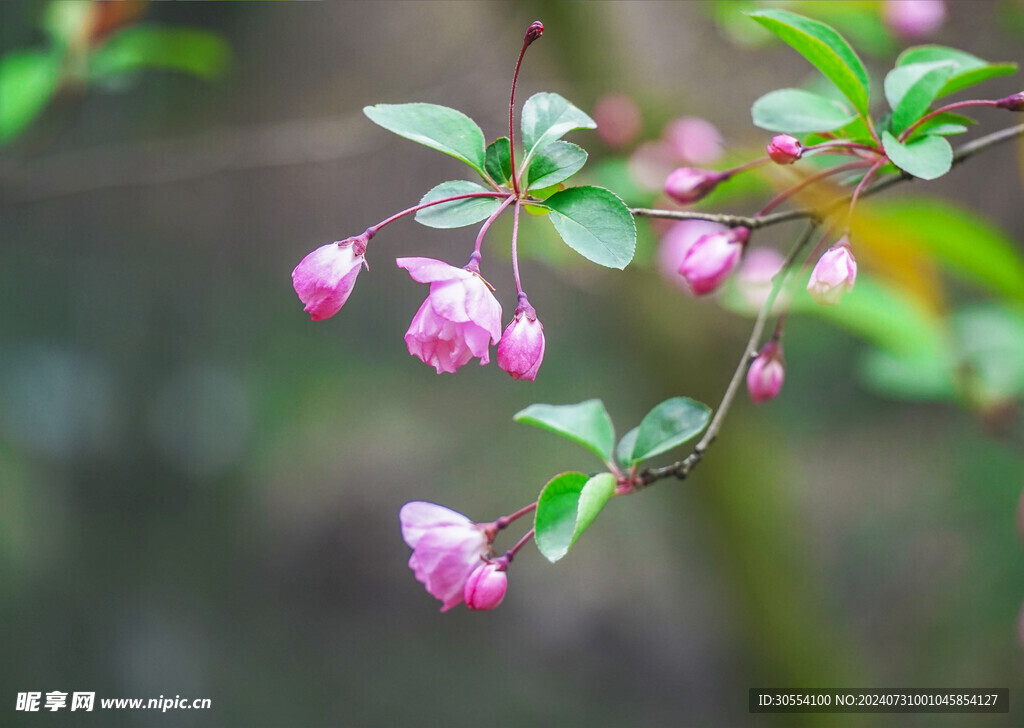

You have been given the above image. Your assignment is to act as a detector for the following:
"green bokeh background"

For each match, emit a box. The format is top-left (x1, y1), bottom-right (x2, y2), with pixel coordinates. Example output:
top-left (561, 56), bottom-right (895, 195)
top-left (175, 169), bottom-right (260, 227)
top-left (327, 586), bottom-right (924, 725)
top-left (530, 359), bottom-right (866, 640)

top-left (2, 1), bottom-right (1023, 726)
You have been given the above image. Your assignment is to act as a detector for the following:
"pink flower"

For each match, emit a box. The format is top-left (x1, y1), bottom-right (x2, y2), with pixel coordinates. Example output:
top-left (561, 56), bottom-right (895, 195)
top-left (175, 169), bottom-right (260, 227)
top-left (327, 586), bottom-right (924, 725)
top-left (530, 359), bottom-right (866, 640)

top-left (397, 257), bottom-right (502, 374)
top-left (678, 226), bottom-right (749, 295)
top-left (400, 501), bottom-right (490, 612)
top-left (807, 240), bottom-right (857, 305)
top-left (497, 300), bottom-right (545, 381)
top-left (735, 247), bottom-right (786, 310)
top-left (292, 235), bottom-right (368, 321)
top-left (663, 116), bottom-right (724, 165)
top-left (664, 167), bottom-right (725, 205)
top-left (883, 0), bottom-right (946, 39)
top-left (464, 562), bottom-right (508, 611)
top-left (657, 220), bottom-right (730, 290)
top-left (747, 341), bottom-right (785, 405)
top-left (593, 94), bottom-right (642, 149)
top-left (766, 134), bottom-right (803, 165)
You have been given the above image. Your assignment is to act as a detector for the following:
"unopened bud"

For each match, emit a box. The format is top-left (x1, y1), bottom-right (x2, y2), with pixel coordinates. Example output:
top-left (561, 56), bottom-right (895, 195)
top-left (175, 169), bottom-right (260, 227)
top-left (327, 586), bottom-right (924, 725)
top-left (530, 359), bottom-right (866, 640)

top-left (464, 562), bottom-right (508, 611)
top-left (664, 167), bottom-right (725, 205)
top-left (766, 134), bottom-right (803, 164)
top-left (807, 238), bottom-right (857, 305)
top-left (497, 297), bottom-right (545, 381)
top-left (525, 21), bottom-right (544, 45)
top-left (995, 92), bottom-right (1024, 111)
top-left (677, 226), bottom-right (749, 295)
top-left (746, 341), bottom-right (785, 405)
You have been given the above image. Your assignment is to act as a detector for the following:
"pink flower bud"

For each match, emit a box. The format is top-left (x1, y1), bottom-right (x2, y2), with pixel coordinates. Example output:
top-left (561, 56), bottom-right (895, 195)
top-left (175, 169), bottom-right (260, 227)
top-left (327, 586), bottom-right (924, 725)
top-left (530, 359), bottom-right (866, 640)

top-left (400, 502), bottom-right (490, 612)
top-left (664, 167), bottom-right (725, 205)
top-left (766, 134), bottom-right (803, 165)
top-left (996, 92), bottom-right (1024, 112)
top-left (746, 341), bottom-right (785, 405)
top-left (291, 235), bottom-right (368, 321)
top-left (497, 299), bottom-right (545, 381)
top-left (464, 562), bottom-right (508, 611)
top-left (883, 0), bottom-right (946, 39)
top-left (663, 116), bottom-right (724, 165)
top-left (677, 226), bottom-right (749, 295)
top-left (657, 220), bottom-right (731, 290)
top-left (397, 257), bottom-right (502, 374)
top-left (593, 94), bottom-right (642, 149)
top-left (807, 239), bottom-right (857, 305)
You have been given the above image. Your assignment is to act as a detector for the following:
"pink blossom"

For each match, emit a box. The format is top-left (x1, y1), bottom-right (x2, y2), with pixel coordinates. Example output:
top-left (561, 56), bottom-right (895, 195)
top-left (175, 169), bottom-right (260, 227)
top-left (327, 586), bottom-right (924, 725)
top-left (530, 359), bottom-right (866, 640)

top-left (664, 167), bottom-right (725, 205)
top-left (397, 257), bottom-right (502, 374)
top-left (400, 501), bottom-right (489, 612)
top-left (628, 140), bottom-right (678, 191)
top-left (657, 220), bottom-right (730, 289)
top-left (766, 134), bottom-right (803, 165)
top-left (663, 116), bottom-right (724, 165)
top-left (807, 240), bottom-right (857, 305)
top-left (464, 562), bottom-right (508, 611)
top-left (678, 226), bottom-right (749, 295)
top-left (735, 247), bottom-right (786, 310)
top-left (746, 341), bottom-right (785, 405)
top-left (497, 303), bottom-right (545, 381)
top-left (883, 0), bottom-right (946, 39)
top-left (292, 235), bottom-right (368, 321)
top-left (593, 94), bottom-right (642, 149)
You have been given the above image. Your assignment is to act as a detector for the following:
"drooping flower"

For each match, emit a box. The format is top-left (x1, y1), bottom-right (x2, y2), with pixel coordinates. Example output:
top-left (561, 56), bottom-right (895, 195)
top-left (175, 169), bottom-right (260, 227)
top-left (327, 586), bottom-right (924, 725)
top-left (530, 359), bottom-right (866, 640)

top-left (464, 562), bottom-right (508, 611)
top-left (397, 257), bottom-right (502, 374)
top-left (766, 134), bottom-right (803, 165)
top-left (497, 297), bottom-right (545, 381)
top-left (400, 501), bottom-right (490, 612)
top-left (746, 340), bottom-right (785, 405)
top-left (807, 239), bottom-right (857, 305)
top-left (292, 234), bottom-right (369, 321)
top-left (678, 226), bottom-right (750, 295)
top-left (664, 167), bottom-right (726, 205)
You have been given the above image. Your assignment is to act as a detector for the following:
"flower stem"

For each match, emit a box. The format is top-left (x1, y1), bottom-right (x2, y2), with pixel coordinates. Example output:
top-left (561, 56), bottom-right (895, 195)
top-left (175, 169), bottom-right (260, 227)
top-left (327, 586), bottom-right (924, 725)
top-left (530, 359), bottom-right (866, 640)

top-left (471, 194), bottom-right (517, 261)
top-left (755, 160), bottom-right (871, 218)
top-left (510, 199), bottom-right (524, 295)
top-left (805, 140), bottom-right (884, 156)
top-left (899, 99), bottom-right (1000, 141)
top-left (366, 192), bottom-right (508, 237)
top-left (723, 156), bottom-right (771, 178)
top-left (845, 155), bottom-right (888, 227)
top-left (509, 22), bottom-right (544, 198)
top-left (504, 528), bottom-right (535, 562)
top-left (495, 501), bottom-right (537, 530)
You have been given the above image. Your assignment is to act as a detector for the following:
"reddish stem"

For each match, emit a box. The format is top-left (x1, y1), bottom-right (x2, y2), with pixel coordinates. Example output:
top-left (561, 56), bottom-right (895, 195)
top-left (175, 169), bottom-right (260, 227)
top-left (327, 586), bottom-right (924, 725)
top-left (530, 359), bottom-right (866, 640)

top-left (510, 199), bottom-right (524, 294)
top-left (472, 194), bottom-right (517, 260)
top-left (846, 155), bottom-right (888, 225)
top-left (755, 160), bottom-right (871, 217)
top-left (899, 99), bottom-right (999, 141)
top-left (366, 191), bottom-right (507, 236)
top-left (509, 22), bottom-right (544, 197)
top-left (504, 528), bottom-right (535, 561)
top-left (805, 140), bottom-right (884, 155)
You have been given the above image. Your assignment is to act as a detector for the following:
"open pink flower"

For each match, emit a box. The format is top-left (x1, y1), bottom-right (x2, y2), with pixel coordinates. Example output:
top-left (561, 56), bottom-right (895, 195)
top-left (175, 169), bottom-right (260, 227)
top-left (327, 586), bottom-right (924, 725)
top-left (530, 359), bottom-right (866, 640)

top-left (400, 502), bottom-right (489, 612)
top-left (397, 257), bottom-right (502, 374)
top-left (292, 235), bottom-right (368, 321)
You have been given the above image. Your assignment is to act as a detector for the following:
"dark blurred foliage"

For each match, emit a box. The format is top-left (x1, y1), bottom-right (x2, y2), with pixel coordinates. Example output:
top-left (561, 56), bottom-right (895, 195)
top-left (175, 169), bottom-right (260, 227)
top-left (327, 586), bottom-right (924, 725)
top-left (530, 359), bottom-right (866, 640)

top-left (1, 2), bottom-right (1023, 726)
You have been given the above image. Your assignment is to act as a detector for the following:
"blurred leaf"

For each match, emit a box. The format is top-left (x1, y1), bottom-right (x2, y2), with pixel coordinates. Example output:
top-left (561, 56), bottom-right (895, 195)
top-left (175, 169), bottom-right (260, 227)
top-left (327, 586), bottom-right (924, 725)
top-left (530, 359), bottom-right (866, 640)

top-left (534, 472), bottom-right (616, 563)
top-left (630, 397), bottom-right (710, 464)
top-left (520, 92), bottom-right (595, 169)
top-left (858, 348), bottom-right (956, 401)
top-left (525, 140), bottom-right (587, 190)
top-left (751, 88), bottom-right (858, 133)
top-left (866, 198), bottom-right (1024, 303)
top-left (881, 130), bottom-right (951, 180)
top-left (89, 26), bottom-right (230, 81)
top-left (514, 399), bottom-right (615, 463)
top-left (615, 427), bottom-right (639, 468)
top-left (540, 186), bottom-right (636, 269)
top-left (43, 1), bottom-right (92, 46)
top-left (484, 137), bottom-right (511, 186)
top-left (747, 9), bottom-right (870, 115)
top-left (896, 45), bottom-right (1017, 98)
top-left (884, 61), bottom-right (955, 134)
top-left (413, 180), bottom-right (501, 229)
top-left (954, 305), bottom-right (1024, 397)
top-left (0, 50), bottom-right (61, 144)
top-left (364, 103), bottom-right (486, 175)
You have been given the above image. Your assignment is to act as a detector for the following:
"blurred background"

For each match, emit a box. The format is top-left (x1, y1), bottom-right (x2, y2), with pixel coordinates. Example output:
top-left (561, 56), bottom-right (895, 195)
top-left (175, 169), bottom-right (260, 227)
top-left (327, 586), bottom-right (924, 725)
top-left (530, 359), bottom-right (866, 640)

top-left (2, 1), bottom-right (1023, 726)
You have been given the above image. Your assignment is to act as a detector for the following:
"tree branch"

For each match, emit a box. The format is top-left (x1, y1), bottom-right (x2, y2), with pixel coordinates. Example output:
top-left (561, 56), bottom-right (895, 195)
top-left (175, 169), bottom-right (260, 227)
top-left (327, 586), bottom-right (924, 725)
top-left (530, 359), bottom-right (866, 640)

top-left (629, 123), bottom-right (1024, 229)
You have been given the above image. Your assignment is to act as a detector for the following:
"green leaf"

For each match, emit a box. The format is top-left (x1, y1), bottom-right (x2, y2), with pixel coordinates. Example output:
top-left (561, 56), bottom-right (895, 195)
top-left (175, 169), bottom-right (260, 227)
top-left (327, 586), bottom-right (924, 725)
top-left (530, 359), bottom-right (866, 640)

top-left (630, 397), bottom-right (711, 463)
top-left (539, 186), bottom-right (636, 269)
top-left (525, 141), bottom-right (588, 190)
top-left (534, 472), bottom-right (616, 563)
top-left (896, 45), bottom-right (1017, 98)
top-left (0, 50), bottom-right (61, 143)
top-left (364, 103), bottom-right (487, 174)
top-left (868, 198), bottom-right (1024, 303)
top-left (615, 427), bottom-right (640, 468)
top-left (858, 348), bottom-right (956, 401)
top-left (884, 61), bottom-right (955, 134)
top-left (520, 92), bottom-right (596, 168)
top-left (484, 137), bottom-right (512, 186)
top-left (514, 399), bottom-right (616, 463)
top-left (747, 9), bottom-right (870, 114)
top-left (911, 111), bottom-right (974, 137)
top-left (88, 26), bottom-right (230, 81)
top-left (751, 88), bottom-right (857, 133)
top-left (881, 130), bottom-right (951, 180)
top-left (413, 180), bottom-right (502, 229)
top-left (954, 305), bottom-right (1024, 397)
